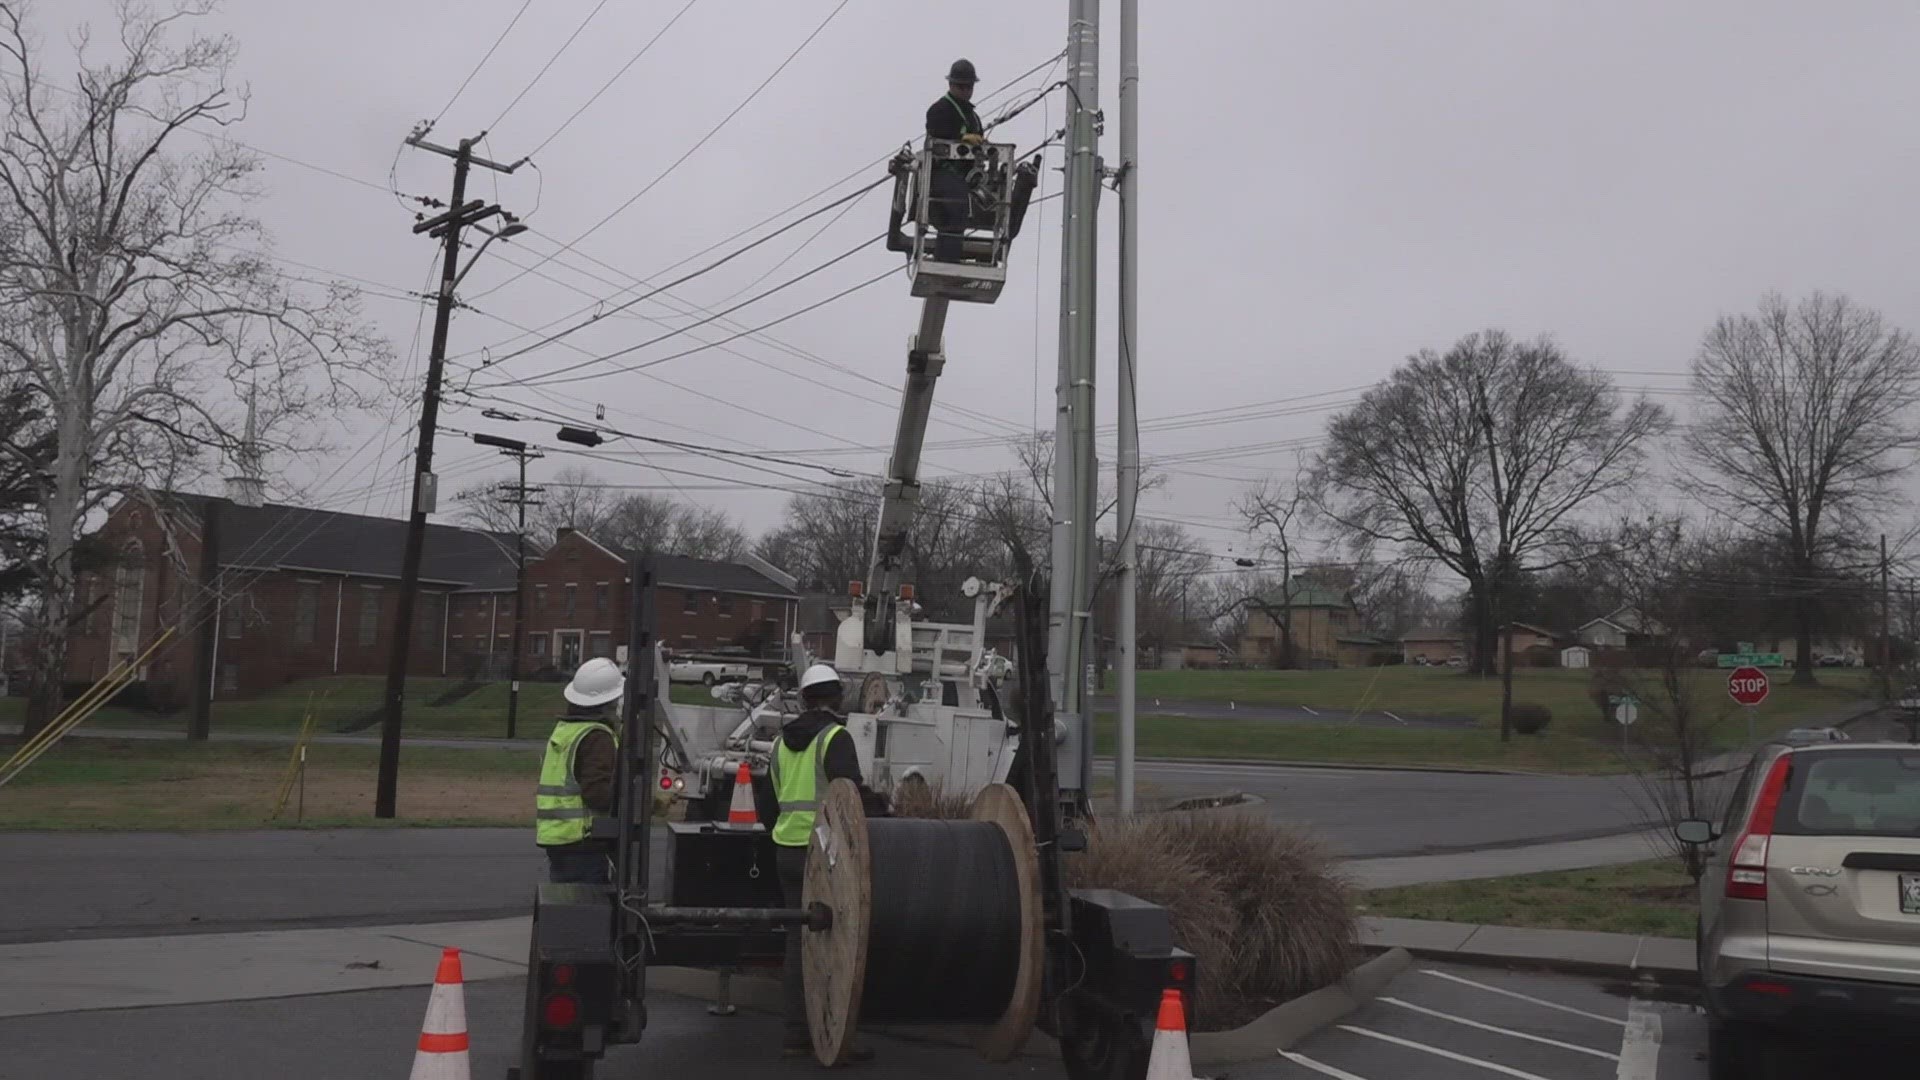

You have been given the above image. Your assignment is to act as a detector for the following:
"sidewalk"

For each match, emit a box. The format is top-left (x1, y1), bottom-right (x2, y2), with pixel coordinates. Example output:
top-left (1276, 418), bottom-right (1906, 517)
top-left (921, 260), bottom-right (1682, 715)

top-left (0, 824), bottom-right (1684, 1019)
top-left (1361, 915), bottom-right (1695, 983)
top-left (1344, 829), bottom-right (1664, 888)
top-left (0, 909), bottom-right (1698, 1022)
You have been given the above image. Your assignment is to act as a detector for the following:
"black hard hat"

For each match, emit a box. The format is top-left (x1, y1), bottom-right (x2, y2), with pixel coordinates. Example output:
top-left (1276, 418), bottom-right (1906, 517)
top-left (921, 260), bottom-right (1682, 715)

top-left (947, 58), bottom-right (978, 85)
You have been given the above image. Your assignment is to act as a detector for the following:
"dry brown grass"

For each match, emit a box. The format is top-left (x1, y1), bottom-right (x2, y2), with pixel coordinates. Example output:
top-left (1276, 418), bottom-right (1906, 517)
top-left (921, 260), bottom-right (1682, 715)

top-left (890, 777), bottom-right (975, 819)
top-left (1066, 811), bottom-right (1356, 1021)
top-left (887, 781), bottom-right (1357, 1023)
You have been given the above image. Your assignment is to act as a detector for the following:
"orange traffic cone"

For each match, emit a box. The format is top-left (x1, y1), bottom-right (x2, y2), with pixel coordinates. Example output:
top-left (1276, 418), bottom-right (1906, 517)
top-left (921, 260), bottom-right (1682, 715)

top-left (410, 948), bottom-right (471, 1080)
top-left (1144, 987), bottom-right (1194, 1080)
top-left (724, 761), bottom-right (759, 828)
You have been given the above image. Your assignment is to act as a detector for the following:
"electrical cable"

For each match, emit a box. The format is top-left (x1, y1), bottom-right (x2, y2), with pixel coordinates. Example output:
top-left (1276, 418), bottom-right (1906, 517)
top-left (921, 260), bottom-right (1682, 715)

top-left (464, 231), bottom-right (1034, 439)
top-left (505, 261), bottom-right (900, 390)
top-left (522, 0), bottom-right (703, 161)
top-left (487, 0), bottom-right (614, 133)
top-left (433, 0), bottom-right (536, 125)
top-left (471, 177), bottom-right (890, 369)
top-left (470, 0), bottom-right (852, 300)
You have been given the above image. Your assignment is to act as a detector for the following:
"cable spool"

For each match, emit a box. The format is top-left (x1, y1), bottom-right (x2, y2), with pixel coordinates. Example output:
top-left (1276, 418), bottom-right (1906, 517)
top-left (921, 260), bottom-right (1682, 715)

top-left (802, 779), bottom-right (1042, 1067)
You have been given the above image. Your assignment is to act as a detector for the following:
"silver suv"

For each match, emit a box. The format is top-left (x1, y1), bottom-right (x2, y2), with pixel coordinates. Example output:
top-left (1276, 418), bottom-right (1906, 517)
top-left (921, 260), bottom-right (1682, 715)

top-left (1679, 741), bottom-right (1920, 1078)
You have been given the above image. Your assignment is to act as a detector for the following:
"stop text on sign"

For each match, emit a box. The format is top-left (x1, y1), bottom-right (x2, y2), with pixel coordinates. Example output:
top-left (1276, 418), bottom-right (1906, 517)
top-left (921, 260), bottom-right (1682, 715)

top-left (1728, 665), bottom-right (1771, 707)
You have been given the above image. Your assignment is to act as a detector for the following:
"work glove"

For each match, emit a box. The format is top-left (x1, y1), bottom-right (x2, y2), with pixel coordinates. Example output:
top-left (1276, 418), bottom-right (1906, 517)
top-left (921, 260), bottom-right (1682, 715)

top-left (960, 133), bottom-right (985, 146)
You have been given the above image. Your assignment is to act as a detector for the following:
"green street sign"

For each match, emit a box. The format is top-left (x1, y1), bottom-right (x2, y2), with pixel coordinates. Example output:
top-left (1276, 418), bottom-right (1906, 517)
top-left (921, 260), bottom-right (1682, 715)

top-left (1717, 652), bottom-right (1784, 668)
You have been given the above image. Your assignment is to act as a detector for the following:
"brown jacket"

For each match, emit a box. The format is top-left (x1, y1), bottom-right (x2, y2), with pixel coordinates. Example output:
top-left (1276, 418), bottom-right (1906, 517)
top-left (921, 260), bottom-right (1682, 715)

top-left (568, 721), bottom-right (618, 812)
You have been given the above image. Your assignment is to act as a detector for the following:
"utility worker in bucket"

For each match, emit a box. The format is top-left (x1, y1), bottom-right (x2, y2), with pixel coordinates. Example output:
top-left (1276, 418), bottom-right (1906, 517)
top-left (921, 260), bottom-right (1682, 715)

top-left (535, 657), bottom-right (622, 885)
top-left (773, 663), bottom-right (879, 1059)
top-left (924, 57), bottom-right (985, 263)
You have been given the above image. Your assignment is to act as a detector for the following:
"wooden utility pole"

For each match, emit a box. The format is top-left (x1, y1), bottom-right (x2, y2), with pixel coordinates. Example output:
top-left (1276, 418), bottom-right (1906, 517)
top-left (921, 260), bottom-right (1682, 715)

top-left (473, 433), bottom-right (543, 739)
top-left (375, 129), bottom-right (524, 819)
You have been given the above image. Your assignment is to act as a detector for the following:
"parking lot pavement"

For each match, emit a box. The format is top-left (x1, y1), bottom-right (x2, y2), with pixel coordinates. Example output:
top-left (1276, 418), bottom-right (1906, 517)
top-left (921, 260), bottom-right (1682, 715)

top-left (0, 979), bottom-right (1076, 1080)
top-left (1269, 962), bottom-right (1702, 1080)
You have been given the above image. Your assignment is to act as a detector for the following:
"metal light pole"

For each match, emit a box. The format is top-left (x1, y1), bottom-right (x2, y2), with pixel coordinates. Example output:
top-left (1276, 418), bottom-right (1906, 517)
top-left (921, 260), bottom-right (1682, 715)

top-left (1047, 0), bottom-right (1103, 809)
top-left (1114, 0), bottom-right (1141, 815)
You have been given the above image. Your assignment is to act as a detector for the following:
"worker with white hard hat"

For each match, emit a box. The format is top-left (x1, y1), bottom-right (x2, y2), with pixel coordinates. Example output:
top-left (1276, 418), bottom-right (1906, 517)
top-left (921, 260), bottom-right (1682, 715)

top-left (772, 663), bottom-right (877, 1060)
top-left (534, 657), bottom-right (623, 885)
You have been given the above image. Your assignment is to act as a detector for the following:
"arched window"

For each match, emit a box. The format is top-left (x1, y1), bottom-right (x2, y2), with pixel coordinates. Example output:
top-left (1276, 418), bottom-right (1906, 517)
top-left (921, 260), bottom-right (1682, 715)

top-left (111, 539), bottom-right (146, 661)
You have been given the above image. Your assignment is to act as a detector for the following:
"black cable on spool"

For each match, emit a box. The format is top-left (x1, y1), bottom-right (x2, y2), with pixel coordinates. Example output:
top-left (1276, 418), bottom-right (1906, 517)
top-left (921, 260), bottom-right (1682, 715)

top-left (859, 818), bottom-right (1023, 1021)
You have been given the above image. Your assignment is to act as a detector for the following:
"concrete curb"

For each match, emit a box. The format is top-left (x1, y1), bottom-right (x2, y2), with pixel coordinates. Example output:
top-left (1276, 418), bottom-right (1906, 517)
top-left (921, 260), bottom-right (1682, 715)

top-left (1190, 947), bottom-right (1412, 1063)
top-left (1359, 917), bottom-right (1699, 987)
top-left (645, 951), bottom-right (1414, 1069)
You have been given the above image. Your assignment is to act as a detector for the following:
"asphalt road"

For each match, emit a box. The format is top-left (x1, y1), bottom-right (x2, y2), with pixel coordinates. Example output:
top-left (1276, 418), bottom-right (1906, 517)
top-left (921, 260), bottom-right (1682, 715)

top-left (0, 980), bottom-right (1075, 1080)
top-left (0, 761), bottom-right (1645, 943)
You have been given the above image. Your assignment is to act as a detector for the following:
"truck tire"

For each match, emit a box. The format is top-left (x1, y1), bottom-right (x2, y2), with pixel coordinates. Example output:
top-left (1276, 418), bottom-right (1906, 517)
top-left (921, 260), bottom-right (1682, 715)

top-left (1059, 1006), bottom-right (1151, 1080)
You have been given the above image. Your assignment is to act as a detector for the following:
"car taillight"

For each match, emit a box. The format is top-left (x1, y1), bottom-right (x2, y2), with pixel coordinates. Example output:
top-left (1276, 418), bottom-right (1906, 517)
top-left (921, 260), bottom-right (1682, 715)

top-left (1726, 756), bottom-right (1793, 901)
top-left (542, 990), bottom-right (580, 1030)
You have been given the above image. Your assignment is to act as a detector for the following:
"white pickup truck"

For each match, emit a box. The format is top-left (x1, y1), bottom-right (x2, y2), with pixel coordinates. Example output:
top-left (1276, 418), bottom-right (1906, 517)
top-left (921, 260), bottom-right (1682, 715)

top-left (666, 656), bottom-right (750, 686)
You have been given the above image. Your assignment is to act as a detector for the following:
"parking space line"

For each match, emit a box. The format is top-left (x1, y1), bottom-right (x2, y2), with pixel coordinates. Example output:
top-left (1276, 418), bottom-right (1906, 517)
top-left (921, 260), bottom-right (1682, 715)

top-left (1277, 1050), bottom-right (1371, 1079)
top-left (1379, 996), bottom-right (1620, 1061)
top-left (1419, 968), bottom-right (1629, 1028)
top-left (1338, 1025), bottom-right (1555, 1080)
top-left (1616, 1000), bottom-right (1662, 1080)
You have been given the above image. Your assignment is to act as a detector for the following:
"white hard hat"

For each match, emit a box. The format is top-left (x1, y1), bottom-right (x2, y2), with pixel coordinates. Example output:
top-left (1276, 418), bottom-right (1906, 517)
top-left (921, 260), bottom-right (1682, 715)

top-left (798, 663), bottom-right (842, 691)
top-left (564, 657), bottom-right (625, 707)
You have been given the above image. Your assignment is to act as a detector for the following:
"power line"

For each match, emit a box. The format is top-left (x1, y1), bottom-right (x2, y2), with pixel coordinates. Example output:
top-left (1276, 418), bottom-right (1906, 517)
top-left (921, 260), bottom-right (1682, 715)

top-left (523, 0), bottom-right (704, 160)
top-left (433, 0), bottom-right (536, 124)
top-left (471, 0), bottom-right (852, 300)
top-left (467, 226), bottom-right (1034, 438)
top-left (473, 177), bottom-right (889, 369)
top-left (507, 261), bottom-right (901, 390)
top-left (486, 0), bottom-right (614, 133)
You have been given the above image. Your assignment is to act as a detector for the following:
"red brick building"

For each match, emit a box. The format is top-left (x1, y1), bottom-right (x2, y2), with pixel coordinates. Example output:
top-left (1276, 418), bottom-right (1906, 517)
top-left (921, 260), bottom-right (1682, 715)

top-left (443, 529), bottom-right (799, 679)
top-left (64, 494), bottom-right (797, 703)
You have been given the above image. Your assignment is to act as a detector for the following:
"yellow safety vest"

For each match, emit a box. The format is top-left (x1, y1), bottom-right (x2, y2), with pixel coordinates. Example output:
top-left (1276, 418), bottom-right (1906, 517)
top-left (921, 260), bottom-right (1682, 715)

top-left (771, 723), bottom-right (847, 847)
top-left (536, 719), bottom-right (616, 847)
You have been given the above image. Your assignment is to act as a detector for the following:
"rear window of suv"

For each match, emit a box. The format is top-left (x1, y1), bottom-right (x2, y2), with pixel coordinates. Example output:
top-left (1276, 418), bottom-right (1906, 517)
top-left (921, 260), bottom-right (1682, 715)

top-left (1776, 750), bottom-right (1920, 838)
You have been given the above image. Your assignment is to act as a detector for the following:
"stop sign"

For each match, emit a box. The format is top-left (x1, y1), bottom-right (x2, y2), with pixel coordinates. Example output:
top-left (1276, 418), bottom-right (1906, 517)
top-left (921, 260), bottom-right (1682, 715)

top-left (1728, 665), bottom-right (1771, 707)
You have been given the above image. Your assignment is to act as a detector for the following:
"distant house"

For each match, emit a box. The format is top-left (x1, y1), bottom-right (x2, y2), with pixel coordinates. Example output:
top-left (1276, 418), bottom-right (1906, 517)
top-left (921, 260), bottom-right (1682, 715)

top-left (1336, 635), bottom-right (1395, 669)
top-left (1498, 622), bottom-right (1561, 671)
top-left (1239, 578), bottom-right (1362, 668)
top-left (1400, 628), bottom-right (1465, 665)
top-left (1577, 605), bottom-right (1666, 650)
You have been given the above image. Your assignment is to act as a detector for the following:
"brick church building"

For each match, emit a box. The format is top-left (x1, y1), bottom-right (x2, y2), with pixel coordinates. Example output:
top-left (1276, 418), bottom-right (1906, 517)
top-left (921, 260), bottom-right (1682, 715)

top-left (65, 486), bottom-right (797, 705)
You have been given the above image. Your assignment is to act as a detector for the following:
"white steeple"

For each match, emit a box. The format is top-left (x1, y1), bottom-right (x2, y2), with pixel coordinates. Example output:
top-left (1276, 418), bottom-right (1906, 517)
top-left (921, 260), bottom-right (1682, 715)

top-left (224, 386), bottom-right (265, 508)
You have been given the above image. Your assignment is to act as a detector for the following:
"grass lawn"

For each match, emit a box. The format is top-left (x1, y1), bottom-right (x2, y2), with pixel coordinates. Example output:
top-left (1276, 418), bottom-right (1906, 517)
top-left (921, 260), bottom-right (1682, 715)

top-left (1093, 712), bottom-right (1629, 774)
top-left (0, 738), bottom-right (538, 829)
top-left (1361, 858), bottom-right (1698, 939)
top-left (1, 676), bottom-right (721, 744)
top-left (1135, 666), bottom-right (1872, 746)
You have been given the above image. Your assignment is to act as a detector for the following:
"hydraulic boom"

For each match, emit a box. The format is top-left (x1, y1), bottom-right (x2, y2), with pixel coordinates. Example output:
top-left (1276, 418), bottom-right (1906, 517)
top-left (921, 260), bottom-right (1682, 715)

top-left (862, 139), bottom-right (1036, 654)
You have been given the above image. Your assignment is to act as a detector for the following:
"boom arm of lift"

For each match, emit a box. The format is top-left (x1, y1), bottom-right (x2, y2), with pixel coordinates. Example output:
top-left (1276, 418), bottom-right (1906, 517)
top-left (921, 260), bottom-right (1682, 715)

top-left (863, 146), bottom-right (1038, 655)
top-left (862, 295), bottom-right (950, 653)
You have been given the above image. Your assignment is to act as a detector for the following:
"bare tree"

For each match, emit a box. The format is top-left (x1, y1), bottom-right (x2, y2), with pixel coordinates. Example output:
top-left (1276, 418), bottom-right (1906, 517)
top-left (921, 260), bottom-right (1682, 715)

top-left (1097, 521), bottom-right (1213, 657)
top-left (1590, 518), bottom-right (1739, 880)
top-left (598, 493), bottom-right (748, 561)
top-left (457, 465), bottom-right (612, 543)
top-left (1685, 292), bottom-right (1920, 686)
top-left (1233, 475), bottom-right (1308, 667)
top-left (0, 379), bottom-right (49, 603)
top-left (0, 4), bottom-right (389, 737)
top-left (1313, 330), bottom-right (1669, 706)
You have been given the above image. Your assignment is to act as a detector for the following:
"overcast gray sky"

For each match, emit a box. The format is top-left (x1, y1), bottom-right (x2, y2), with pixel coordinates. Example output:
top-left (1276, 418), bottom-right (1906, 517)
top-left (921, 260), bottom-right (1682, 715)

top-left (48, 0), bottom-right (1920, 560)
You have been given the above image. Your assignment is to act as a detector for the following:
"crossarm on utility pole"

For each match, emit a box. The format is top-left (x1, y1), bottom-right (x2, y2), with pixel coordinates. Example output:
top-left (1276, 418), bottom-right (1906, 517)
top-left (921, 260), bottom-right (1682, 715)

top-left (863, 295), bottom-right (950, 653)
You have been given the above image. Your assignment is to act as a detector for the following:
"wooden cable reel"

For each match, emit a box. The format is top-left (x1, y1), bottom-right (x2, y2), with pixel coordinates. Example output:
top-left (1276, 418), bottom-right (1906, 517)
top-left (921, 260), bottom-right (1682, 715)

top-left (801, 779), bottom-right (1043, 1066)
